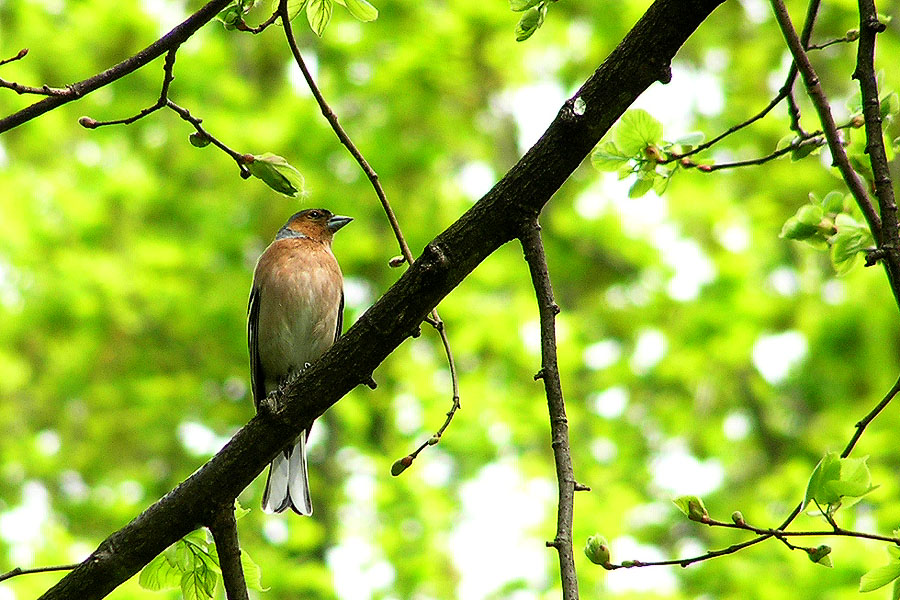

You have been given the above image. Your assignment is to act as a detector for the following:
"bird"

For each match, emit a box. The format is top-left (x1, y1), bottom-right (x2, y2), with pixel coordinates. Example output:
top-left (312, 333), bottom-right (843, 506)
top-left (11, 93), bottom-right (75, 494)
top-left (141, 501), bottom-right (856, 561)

top-left (248, 208), bottom-right (352, 515)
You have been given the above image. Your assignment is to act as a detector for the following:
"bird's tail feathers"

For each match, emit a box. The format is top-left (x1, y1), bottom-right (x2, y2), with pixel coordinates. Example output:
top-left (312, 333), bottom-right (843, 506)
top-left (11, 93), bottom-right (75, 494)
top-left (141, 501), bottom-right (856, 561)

top-left (262, 430), bottom-right (313, 516)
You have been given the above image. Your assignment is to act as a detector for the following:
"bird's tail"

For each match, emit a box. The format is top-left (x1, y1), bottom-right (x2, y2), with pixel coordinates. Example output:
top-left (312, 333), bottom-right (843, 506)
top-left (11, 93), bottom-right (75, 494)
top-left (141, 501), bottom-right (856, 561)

top-left (262, 429), bottom-right (313, 515)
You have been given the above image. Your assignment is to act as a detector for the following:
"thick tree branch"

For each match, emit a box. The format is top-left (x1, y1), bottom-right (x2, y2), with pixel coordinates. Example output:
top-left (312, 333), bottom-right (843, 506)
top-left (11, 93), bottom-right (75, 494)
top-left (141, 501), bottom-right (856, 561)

top-left (36, 1), bottom-right (725, 598)
top-left (520, 221), bottom-right (581, 600)
top-left (0, 0), bottom-right (233, 134)
top-left (208, 506), bottom-right (249, 600)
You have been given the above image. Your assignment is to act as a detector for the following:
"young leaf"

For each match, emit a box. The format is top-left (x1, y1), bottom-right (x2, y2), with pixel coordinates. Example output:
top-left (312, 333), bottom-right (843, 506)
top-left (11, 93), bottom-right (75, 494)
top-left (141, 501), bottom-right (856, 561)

top-left (515, 4), bottom-right (545, 42)
top-left (821, 191), bottom-right (845, 213)
top-left (246, 153), bottom-right (305, 197)
top-left (860, 560), bottom-right (900, 592)
top-left (673, 495), bottom-right (708, 522)
top-left (584, 535), bottom-right (611, 566)
top-left (803, 452), bottom-right (841, 509)
top-left (674, 131), bottom-right (705, 146)
top-left (234, 500), bottom-right (250, 521)
top-left (628, 175), bottom-right (654, 199)
top-left (343, 0), bottom-right (377, 21)
top-left (796, 204), bottom-right (824, 227)
top-left (780, 217), bottom-right (818, 241)
top-left (509, 0), bottom-right (541, 11)
top-left (615, 109), bottom-right (664, 156)
top-left (139, 553), bottom-right (182, 591)
top-left (591, 141), bottom-right (631, 172)
top-left (241, 549), bottom-right (269, 591)
top-left (307, 0), bottom-right (333, 36)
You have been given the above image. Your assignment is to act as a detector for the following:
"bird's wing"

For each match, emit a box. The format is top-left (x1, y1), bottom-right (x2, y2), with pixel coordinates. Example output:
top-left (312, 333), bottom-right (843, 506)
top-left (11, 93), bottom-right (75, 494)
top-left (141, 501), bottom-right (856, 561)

top-left (248, 285), bottom-right (266, 409)
top-left (334, 290), bottom-right (344, 343)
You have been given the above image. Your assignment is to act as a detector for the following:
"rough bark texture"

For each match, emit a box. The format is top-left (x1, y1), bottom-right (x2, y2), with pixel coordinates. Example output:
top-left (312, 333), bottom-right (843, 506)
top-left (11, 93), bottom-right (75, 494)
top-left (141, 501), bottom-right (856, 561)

top-left (37, 1), bottom-right (725, 598)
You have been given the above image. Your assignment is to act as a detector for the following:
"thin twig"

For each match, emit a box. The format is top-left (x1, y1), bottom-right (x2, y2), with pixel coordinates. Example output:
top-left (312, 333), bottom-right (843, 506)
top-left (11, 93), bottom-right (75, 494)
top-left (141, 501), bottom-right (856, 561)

top-left (207, 505), bottom-right (249, 600)
top-left (520, 220), bottom-right (580, 600)
top-left (0, 0), bottom-right (235, 134)
top-left (698, 136), bottom-right (824, 172)
top-left (0, 48), bottom-right (29, 67)
top-left (165, 100), bottom-right (251, 177)
top-left (236, 11), bottom-right (280, 33)
top-left (0, 78), bottom-right (72, 96)
top-left (808, 31), bottom-right (859, 50)
top-left (842, 373), bottom-right (900, 458)
top-left (278, 0), bottom-right (462, 462)
top-left (0, 564), bottom-right (80, 583)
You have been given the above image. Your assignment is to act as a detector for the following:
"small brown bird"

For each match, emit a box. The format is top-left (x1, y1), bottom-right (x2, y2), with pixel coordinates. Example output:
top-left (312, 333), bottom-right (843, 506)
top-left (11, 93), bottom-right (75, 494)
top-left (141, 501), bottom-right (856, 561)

top-left (248, 208), bottom-right (352, 514)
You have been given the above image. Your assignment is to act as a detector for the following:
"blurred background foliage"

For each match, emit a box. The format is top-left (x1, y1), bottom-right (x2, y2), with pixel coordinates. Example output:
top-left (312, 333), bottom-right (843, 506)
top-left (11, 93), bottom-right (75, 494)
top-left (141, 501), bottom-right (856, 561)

top-left (1, 0), bottom-right (900, 598)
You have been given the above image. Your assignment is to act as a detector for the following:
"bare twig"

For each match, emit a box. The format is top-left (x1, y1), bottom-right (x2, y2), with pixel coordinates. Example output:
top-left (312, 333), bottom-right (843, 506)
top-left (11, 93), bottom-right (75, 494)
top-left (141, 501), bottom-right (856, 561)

top-left (698, 136), bottom-right (824, 172)
top-left (236, 11), bottom-right (280, 33)
top-left (808, 31), bottom-right (859, 50)
top-left (165, 100), bottom-right (251, 177)
top-left (0, 564), bottom-right (79, 584)
top-left (0, 0), bottom-right (234, 134)
top-left (0, 48), bottom-right (29, 67)
top-left (841, 373), bottom-right (900, 458)
top-left (208, 506), bottom-right (249, 600)
top-left (520, 220), bottom-right (580, 600)
top-left (278, 0), bottom-right (462, 463)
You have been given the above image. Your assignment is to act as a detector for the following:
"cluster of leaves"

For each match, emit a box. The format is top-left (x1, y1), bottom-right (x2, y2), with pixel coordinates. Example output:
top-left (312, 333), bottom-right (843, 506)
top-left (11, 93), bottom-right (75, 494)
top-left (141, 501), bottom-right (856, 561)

top-left (584, 452), bottom-right (885, 577)
top-left (509, 0), bottom-right (552, 42)
top-left (845, 89), bottom-right (900, 184)
top-left (780, 191), bottom-right (874, 275)
top-left (217, 0), bottom-right (377, 36)
top-left (590, 109), bottom-right (704, 198)
top-left (139, 505), bottom-right (265, 599)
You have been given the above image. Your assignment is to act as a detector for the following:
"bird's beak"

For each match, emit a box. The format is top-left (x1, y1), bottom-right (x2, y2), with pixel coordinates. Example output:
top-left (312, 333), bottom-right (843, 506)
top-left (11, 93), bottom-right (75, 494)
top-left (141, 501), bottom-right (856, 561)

top-left (327, 215), bottom-right (353, 232)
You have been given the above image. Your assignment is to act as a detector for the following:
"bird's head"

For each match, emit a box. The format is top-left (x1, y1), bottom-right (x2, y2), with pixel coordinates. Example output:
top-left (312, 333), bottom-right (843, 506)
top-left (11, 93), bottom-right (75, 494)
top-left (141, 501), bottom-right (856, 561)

top-left (277, 208), bottom-right (352, 243)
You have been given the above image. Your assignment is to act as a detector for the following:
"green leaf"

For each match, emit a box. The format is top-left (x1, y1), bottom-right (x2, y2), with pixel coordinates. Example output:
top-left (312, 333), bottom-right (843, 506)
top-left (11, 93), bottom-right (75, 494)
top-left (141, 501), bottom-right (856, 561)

top-left (584, 535), bottom-right (611, 566)
top-left (241, 549), bottom-right (269, 591)
top-left (216, 3), bottom-right (242, 29)
top-left (791, 142), bottom-right (818, 161)
top-left (804, 452), bottom-right (841, 509)
top-left (283, 0), bottom-right (308, 21)
top-left (860, 561), bottom-right (900, 592)
top-left (828, 455), bottom-right (875, 498)
top-left (188, 132), bottom-right (211, 148)
top-left (780, 217), bottom-right (818, 241)
top-left (796, 204), bottom-right (824, 227)
top-left (342, 0), bottom-right (377, 21)
top-left (306, 0), bottom-right (332, 35)
top-left (807, 544), bottom-right (833, 568)
top-left (234, 500), bottom-right (250, 521)
top-left (139, 552), bottom-right (182, 591)
top-left (880, 92), bottom-right (899, 119)
top-left (831, 229), bottom-right (867, 275)
top-left (821, 191), bottom-right (845, 213)
top-left (515, 4), bottom-right (545, 42)
top-left (180, 565), bottom-right (218, 600)
top-left (674, 131), bottom-right (705, 146)
top-left (628, 175), bottom-right (654, 199)
top-left (247, 153), bottom-right (305, 197)
top-left (776, 134), bottom-right (795, 152)
top-left (615, 109), bottom-right (664, 156)
top-left (591, 142), bottom-right (631, 172)
top-left (673, 495), bottom-right (708, 521)
top-left (509, 0), bottom-right (540, 11)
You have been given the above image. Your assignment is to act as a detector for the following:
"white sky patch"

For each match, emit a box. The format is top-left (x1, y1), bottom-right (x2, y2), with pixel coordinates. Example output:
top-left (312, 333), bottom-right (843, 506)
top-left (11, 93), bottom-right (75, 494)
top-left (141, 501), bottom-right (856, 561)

top-left (630, 329), bottom-right (668, 373)
top-left (35, 429), bottom-right (61, 456)
top-left (176, 421), bottom-right (230, 456)
top-left (590, 386), bottom-right (629, 419)
top-left (327, 536), bottom-right (396, 600)
top-left (589, 437), bottom-right (618, 464)
top-left (605, 536), bottom-right (677, 594)
top-left (496, 81), bottom-right (566, 153)
top-left (0, 481), bottom-right (51, 566)
top-left (822, 279), bottom-right (846, 305)
top-left (752, 330), bottom-right (808, 384)
top-left (715, 220), bottom-right (751, 253)
top-left (652, 225), bottom-right (716, 301)
top-left (723, 410), bottom-right (752, 441)
top-left (456, 161), bottom-right (495, 202)
top-left (768, 266), bottom-right (800, 296)
top-left (140, 0), bottom-right (186, 35)
top-left (449, 460), bottom-right (551, 600)
top-left (263, 516), bottom-right (289, 545)
top-left (420, 449), bottom-right (454, 488)
top-left (583, 339), bottom-right (622, 371)
top-left (651, 439), bottom-right (724, 496)
top-left (519, 320), bottom-right (542, 355)
top-left (288, 50), bottom-right (318, 97)
top-left (633, 63), bottom-right (724, 126)
top-left (393, 393), bottom-right (424, 435)
top-left (574, 179), bottom-right (612, 220)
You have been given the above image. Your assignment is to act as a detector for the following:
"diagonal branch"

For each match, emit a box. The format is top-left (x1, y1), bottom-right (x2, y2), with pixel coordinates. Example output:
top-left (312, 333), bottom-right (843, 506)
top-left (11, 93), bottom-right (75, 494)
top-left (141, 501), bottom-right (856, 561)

top-left (520, 220), bottom-right (582, 600)
top-left (208, 506), bottom-right (249, 600)
top-left (36, 2), bottom-right (726, 598)
top-left (0, 0), bottom-right (234, 134)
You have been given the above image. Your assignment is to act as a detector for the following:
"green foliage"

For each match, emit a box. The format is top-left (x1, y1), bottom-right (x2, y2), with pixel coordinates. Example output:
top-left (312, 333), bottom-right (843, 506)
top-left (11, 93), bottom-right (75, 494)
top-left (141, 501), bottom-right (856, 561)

top-left (514, 3), bottom-right (547, 42)
top-left (583, 534), bottom-right (611, 566)
top-left (673, 495), bottom-right (709, 522)
top-left (780, 192), bottom-right (875, 274)
top-left (860, 545), bottom-right (900, 594)
top-left (803, 451), bottom-right (877, 514)
top-left (246, 153), bottom-right (306, 197)
top-left (591, 109), bottom-right (702, 197)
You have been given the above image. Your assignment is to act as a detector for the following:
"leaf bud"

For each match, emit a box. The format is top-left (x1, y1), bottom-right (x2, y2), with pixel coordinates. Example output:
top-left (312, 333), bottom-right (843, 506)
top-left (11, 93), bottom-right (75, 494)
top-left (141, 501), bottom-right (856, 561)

top-left (584, 535), bottom-right (611, 567)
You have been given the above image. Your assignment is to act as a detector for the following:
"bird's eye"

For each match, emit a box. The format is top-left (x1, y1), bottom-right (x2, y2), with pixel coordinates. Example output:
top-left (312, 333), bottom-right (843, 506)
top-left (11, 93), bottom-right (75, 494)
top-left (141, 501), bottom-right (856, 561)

top-left (307, 210), bottom-right (321, 219)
